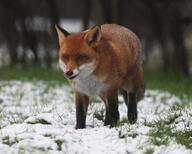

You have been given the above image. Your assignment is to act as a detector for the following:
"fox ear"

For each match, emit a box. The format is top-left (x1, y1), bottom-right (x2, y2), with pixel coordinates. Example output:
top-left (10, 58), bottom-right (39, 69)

top-left (55, 24), bottom-right (70, 46)
top-left (84, 25), bottom-right (101, 46)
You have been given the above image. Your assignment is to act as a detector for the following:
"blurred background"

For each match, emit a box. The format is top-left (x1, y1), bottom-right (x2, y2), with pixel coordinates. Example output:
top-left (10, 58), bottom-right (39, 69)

top-left (0, 0), bottom-right (192, 80)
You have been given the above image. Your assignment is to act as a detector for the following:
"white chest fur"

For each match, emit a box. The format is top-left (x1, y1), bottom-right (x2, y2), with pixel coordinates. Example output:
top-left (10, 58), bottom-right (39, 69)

top-left (71, 75), bottom-right (108, 97)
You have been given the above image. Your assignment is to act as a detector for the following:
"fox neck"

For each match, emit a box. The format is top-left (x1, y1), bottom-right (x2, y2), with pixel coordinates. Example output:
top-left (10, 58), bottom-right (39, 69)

top-left (71, 73), bottom-right (108, 97)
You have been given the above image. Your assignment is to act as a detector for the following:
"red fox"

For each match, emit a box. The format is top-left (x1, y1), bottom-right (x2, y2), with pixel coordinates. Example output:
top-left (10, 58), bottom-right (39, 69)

top-left (55, 24), bottom-right (145, 129)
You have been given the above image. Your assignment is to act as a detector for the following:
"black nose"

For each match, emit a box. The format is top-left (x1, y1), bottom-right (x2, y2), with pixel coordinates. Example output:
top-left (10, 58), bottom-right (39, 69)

top-left (66, 70), bottom-right (73, 76)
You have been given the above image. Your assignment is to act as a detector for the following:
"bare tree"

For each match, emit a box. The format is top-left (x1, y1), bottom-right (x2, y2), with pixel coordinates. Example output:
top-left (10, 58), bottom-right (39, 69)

top-left (82, 0), bottom-right (92, 30)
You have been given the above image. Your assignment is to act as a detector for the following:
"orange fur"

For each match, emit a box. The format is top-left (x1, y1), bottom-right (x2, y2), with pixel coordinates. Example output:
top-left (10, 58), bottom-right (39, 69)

top-left (56, 24), bottom-right (145, 128)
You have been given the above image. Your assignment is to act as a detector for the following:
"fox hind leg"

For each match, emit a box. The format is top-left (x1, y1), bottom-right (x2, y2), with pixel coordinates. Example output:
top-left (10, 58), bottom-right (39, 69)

top-left (120, 89), bottom-right (137, 124)
top-left (119, 88), bottom-right (128, 106)
top-left (128, 92), bottom-right (137, 124)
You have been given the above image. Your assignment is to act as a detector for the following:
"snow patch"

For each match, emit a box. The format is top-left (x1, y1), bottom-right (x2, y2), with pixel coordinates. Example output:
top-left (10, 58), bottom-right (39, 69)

top-left (0, 81), bottom-right (191, 153)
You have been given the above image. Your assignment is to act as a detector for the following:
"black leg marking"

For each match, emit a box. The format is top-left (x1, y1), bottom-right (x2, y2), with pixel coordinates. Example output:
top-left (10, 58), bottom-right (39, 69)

top-left (104, 105), bottom-right (120, 127)
top-left (75, 101), bottom-right (86, 129)
top-left (128, 93), bottom-right (137, 124)
top-left (104, 109), bottom-right (110, 126)
top-left (108, 101), bottom-right (120, 127)
top-left (104, 91), bottom-right (120, 127)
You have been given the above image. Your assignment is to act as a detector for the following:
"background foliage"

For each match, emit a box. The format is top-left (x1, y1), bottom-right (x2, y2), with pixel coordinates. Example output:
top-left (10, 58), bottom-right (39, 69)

top-left (0, 0), bottom-right (192, 76)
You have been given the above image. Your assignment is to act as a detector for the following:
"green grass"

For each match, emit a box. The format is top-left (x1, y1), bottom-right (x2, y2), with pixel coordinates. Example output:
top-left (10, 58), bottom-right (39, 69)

top-left (174, 131), bottom-right (192, 149)
top-left (0, 99), bottom-right (3, 104)
top-left (2, 136), bottom-right (19, 146)
top-left (0, 65), bottom-right (191, 99)
top-left (0, 65), bottom-right (66, 82)
top-left (144, 148), bottom-right (154, 154)
top-left (118, 128), bottom-right (138, 139)
top-left (147, 120), bottom-right (192, 149)
top-left (144, 68), bottom-right (192, 99)
top-left (55, 139), bottom-right (64, 151)
top-left (93, 108), bottom-right (105, 122)
top-left (145, 108), bottom-right (192, 150)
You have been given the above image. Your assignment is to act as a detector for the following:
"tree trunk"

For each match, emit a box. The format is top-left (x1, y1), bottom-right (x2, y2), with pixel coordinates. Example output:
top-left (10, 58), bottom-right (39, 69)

top-left (6, 38), bottom-right (19, 64)
top-left (82, 0), bottom-right (91, 30)
top-left (99, 0), bottom-right (114, 23)
top-left (117, 0), bottom-right (125, 25)
top-left (171, 22), bottom-right (189, 76)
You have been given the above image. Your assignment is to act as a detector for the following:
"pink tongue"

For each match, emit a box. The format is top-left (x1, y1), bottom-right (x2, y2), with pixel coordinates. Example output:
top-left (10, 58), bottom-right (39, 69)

top-left (64, 73), bottom-right (70, 79)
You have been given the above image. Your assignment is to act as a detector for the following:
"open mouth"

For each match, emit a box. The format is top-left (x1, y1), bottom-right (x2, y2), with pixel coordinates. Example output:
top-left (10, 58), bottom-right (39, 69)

top-left (63, 71), bottom-right (80, 80)
top-left (64, 73), bottom-right (78, 80)
top-left (69, 74), bottom-right (78, 80)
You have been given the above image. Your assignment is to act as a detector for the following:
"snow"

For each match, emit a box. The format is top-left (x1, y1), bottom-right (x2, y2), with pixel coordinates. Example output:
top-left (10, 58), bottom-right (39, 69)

top-left (0, 80), bottom-right (191, 154)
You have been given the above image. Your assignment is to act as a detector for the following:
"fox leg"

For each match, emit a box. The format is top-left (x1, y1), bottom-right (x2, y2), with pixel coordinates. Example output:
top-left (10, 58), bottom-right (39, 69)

top-left (102, 89), bottom-right (120, 127)
top-left (75, 92), bottom-right (89, 129)
top-left (120, 89), bottom-right (137, 124)
top-left (119, 88), bottom-right (128, 105)
top-left (100, 96), bottom-right (110, 126)
top-left (128, 92), bottom-right (137, 124)
top-left (127, 66), bottom-right (144, 123)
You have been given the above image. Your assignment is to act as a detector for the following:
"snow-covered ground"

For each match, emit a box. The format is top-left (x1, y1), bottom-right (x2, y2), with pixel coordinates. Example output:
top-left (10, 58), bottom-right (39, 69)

top-left (0, 81), bottom-right (191, 154)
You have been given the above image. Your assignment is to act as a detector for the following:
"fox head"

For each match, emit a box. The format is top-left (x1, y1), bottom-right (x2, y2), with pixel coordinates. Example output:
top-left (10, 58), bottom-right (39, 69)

top-left (55, 25), bottom-right (101, 80)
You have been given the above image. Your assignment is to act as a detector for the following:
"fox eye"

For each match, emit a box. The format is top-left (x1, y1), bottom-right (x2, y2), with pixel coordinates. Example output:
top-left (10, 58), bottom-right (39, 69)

top-left (62, 55), bottom-right (69, 61)
top-left (77, 55), bottom-right (88, 61)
